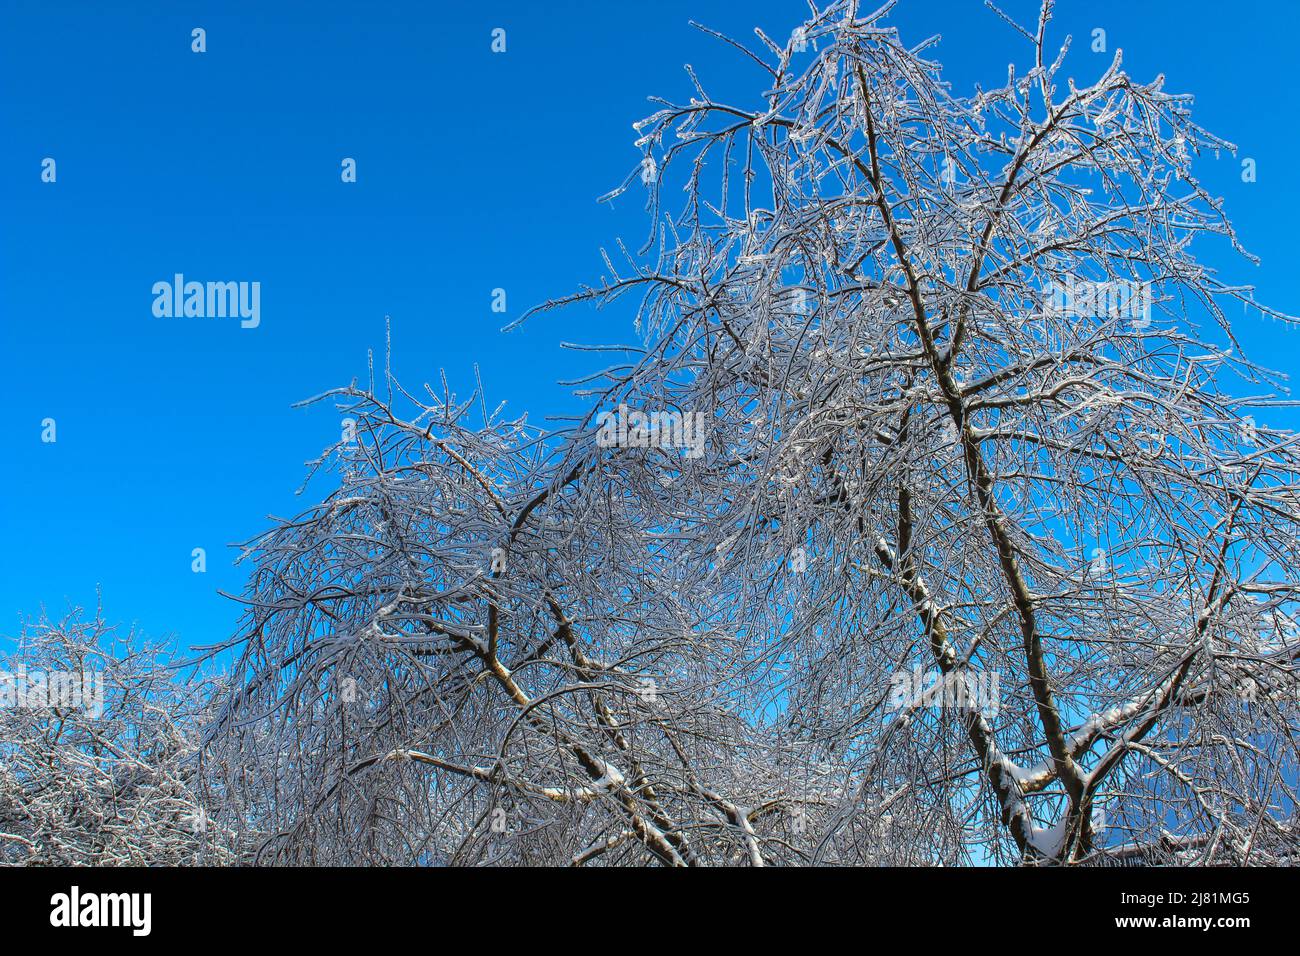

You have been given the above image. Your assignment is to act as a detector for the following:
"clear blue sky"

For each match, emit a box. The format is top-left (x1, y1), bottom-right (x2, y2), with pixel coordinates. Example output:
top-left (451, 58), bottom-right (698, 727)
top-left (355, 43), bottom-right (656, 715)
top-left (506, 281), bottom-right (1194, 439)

top-left (3, 0), bottom-right (1298, 654)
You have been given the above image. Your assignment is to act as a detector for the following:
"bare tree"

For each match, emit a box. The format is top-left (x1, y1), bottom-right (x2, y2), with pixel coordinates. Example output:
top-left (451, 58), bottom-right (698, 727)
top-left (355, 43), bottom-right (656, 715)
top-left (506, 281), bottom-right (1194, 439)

top-left (0, 604), bottom-right (240, 865)
top-left (200, 0), bottom-right (1300, 865)
top-left (202, 364), bottom-right (785, 865)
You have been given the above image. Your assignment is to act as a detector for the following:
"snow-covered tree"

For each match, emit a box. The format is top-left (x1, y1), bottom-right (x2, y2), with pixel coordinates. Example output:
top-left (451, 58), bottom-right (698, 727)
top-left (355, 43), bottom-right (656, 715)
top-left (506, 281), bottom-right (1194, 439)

top-left (197, 0), bottom-right (1299, 865)
top-left (0, 605), bottom-right (241, 865)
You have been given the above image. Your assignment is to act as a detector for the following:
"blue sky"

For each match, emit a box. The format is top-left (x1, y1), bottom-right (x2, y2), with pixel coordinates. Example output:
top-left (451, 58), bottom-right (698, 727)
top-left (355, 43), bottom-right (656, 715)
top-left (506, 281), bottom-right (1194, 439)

top-left (3, 0), bottom-right (1298, 654)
